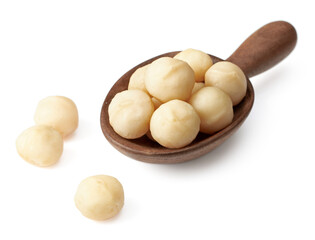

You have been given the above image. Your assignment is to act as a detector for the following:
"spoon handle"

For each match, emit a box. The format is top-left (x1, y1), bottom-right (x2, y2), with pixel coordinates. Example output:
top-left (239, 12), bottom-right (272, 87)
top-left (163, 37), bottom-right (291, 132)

top-left (226, 21), bottom-right (297, 78)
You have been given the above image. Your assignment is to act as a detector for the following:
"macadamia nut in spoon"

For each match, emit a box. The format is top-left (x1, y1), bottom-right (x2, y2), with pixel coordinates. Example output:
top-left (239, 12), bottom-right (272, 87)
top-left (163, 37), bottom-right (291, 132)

top-left (128, 64), bottom-right (150, 94)
top-left (205, 61), bottom-right (247, 106)
top-left (189, 87), bottom-right (234, 134)
top-left (174, 48), bottom-right (213, 82)
top-left (108, 89), bottom-right (154, 139)
top-left (145, 57), bottom-right (195, 102)
top-left (150, 100), bottom-right (200, 148)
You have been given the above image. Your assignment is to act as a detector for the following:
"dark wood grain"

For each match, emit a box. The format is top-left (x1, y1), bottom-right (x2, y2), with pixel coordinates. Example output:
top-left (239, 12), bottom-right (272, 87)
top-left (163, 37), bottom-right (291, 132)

top-left (227, 21), bottom-right (297, 78)
top-left (100, 21), bottom-right (297, 164)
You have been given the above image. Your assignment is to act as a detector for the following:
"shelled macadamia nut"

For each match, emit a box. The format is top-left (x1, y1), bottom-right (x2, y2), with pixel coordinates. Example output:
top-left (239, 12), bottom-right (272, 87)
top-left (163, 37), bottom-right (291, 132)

top-left (108, 89), bottom-right (154, 139)
top-left (174, 48), bottom-right (213, 82)
top-left (145, 57), bottom-right (195, 102)
top-left (150, 100), bottom-right (200, 148)
top-left (128, 64), bottom-right (150, 94)
top-left (191, 82), bottom-right (205, 95)
top-left (74, 175), bottom-right (124, 221)
top-left (16, 125), bottom-right (63, 167)
top-left (205, 61), bottom-right (247, 105)
top-left (34, 96), bottom-right (79, 137)
top-left (189, 87), bottom-right (233, 134)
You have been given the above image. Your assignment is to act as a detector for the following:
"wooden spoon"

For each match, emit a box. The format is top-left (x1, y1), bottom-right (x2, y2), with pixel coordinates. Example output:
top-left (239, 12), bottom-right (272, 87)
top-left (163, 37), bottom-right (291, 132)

top-left (100, 21), bottom-right (297, 164)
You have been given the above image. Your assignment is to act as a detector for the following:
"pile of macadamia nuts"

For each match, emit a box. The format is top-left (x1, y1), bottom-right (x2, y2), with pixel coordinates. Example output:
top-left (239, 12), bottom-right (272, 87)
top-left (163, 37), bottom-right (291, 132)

top-left (16, 96), bottom-right (125, 221)
top-left (109, 48), bottom-right (247, 149)
top-left (16, 96), bottom-right (79, 167)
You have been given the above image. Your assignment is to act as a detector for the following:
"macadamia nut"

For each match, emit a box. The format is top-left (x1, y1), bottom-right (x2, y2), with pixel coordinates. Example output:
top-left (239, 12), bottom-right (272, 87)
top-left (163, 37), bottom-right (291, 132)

top-left (150, 100), bottom-right (200, 148)
top-left (145, 57), bottom-right (195, 102)
top-left (205, 61), bottom-right (247, 105)
top-left (108, 89), bottom-right (154, 139)
top-left (16, 125), bottom-right (63, 167)
top-left (128, 64), bottom-right (150, 94)
top-left (74, 175), bottom-right (124, 221)
top-left (189, 87), bottom-right (233, 134)
top-left (174, 48), bottom-right (213, 82)
top-left (34, 96), bottom-right (79, 137)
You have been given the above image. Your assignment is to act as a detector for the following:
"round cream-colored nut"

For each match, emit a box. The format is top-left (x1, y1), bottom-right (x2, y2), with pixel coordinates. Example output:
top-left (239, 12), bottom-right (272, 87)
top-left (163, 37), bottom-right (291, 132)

top-left (128, 64), bottom-right (150, 94)
top-left (174, 48), bottom-right (213, 82)
top-left (108, 89), bottom-right (154, 139)
top-left (34, 96), bottom-right (79, 137)
top-left (191, 82), bottom-right (205, 95)
top-left (189, 87), bottom-right (233, 134)
top-left (205, 61), bottom-right (247, 105)
top-left (74, 175), bottom-right (124, 221)
top-left (16, 125), bottom-right (63, 167)
top-left (150, 100), bottom-right (200, 148)
top-left (145, 57), bottom-right (195, 102)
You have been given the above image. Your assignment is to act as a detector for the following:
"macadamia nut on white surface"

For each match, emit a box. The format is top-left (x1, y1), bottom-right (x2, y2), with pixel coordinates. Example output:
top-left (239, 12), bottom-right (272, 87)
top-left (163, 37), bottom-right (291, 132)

top-left (108, 89), bottom-right (154, 139)
top-left (189, 87), bottom-right (233, 134)
top-left (34, 96), bottom-right (79, 137)
top-left (16, 125), bottom-right (63, 167)
top-left (145, 57), bottom-right (195, 102)
top-left (128, 64), bottom-right (150, 94)
top-left (74, 175), bottom-right (124, 221)
top-left (150, 100), bottom-right (200, 148)
top-left (174, 48), bottom-right (213, 82)
top-left (205, 61), bottom-right (247, 106)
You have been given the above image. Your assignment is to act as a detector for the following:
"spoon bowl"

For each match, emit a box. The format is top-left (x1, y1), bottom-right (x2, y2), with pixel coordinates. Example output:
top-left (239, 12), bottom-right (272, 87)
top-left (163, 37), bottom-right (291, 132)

top-left (101, 21), bottom-right (297, 163)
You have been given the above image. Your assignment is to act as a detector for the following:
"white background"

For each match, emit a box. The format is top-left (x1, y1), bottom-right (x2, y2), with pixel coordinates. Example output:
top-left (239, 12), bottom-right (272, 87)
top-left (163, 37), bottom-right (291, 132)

top-left (0, 0), bottom-right (314, 239)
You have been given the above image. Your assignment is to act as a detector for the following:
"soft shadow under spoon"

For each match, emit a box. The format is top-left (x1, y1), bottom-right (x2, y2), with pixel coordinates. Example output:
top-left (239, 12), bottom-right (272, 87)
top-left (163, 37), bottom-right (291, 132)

top-left (100, 21), bottom-right (297, 164)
